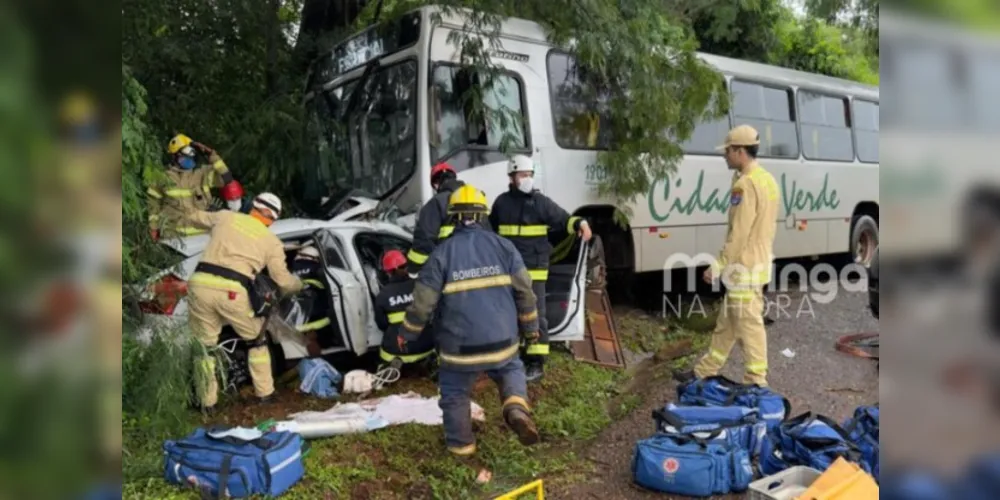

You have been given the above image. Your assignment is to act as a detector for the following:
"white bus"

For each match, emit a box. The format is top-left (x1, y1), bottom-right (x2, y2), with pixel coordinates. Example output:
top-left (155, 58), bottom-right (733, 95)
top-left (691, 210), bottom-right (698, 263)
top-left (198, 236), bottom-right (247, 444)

top-left (300, 5), bottom-right (880, 285)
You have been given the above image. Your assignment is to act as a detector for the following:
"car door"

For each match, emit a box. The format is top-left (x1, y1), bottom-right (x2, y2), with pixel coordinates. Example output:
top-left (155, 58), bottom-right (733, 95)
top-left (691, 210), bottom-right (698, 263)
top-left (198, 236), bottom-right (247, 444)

top-left (546, 239), bottom-right (590, 342)
top-left (314, 229), bottom-right (371, 356)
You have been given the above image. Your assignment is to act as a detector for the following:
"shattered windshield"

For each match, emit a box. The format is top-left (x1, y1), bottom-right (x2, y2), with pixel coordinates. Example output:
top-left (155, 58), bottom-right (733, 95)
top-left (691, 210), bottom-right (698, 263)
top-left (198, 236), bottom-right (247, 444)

top-left (303, 60), bottom-right (418, 206)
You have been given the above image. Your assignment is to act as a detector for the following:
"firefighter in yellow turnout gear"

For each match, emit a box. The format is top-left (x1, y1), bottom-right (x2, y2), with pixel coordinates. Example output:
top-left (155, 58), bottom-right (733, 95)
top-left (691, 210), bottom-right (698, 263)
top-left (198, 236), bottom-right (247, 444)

top-left (676, 125), bottom-right (780, 387)
top-left (186, 193), bottom-right (303, 411)
top-left (145, 134), bottom-right (244, 240)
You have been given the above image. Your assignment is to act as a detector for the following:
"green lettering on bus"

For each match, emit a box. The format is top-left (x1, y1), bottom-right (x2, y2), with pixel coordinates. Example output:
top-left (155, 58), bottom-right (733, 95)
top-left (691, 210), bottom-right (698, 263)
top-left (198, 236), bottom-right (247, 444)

top-left (648, 171), bottom-right (841, 223)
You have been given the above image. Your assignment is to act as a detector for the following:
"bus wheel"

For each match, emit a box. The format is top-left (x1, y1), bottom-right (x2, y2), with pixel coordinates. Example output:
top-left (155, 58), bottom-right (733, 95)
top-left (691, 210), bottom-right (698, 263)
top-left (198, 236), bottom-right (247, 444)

top-left (851, 215), bottom-right (879, 267)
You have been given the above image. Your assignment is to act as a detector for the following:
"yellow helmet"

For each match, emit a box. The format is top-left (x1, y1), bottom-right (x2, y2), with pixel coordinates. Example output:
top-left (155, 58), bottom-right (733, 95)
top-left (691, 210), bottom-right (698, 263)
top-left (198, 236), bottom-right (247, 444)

top-left (60, 92), bottom-right (97, 126)
top-left (167, 134), bottom-right (194, 155)
top-left (448, 185), bottom-right (489, 215)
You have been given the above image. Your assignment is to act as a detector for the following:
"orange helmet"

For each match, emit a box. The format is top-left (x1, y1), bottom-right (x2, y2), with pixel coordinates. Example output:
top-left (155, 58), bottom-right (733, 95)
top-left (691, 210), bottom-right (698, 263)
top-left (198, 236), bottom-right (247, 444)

top-left (381, 250), bottom-right (407, 273)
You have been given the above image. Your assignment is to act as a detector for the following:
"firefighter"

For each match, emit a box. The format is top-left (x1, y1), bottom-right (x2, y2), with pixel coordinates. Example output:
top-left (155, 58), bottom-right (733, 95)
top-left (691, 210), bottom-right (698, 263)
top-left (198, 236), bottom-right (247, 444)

top-left (145, 134), bottom-right (245, 241)
top-left (186, 193), bottom-right (303, 411)
top-left (674, 125), bottom-right (780, 387)
top-left (490, 155), bottom-right (592, 382)
top-left (400, 185), bottom-right (541, 456)
top-left (289, 246), bottom-right (331, 354)
top-left (374, 249), bottom-right (435, 367)
top-left (405, 162), bottom-right (466, 277)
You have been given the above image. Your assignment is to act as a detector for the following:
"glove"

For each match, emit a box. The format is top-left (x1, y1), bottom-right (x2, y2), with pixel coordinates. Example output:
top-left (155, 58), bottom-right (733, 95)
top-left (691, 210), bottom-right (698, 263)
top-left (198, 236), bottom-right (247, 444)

top-left (192, 141), bottom-right (215, 155)
top-left (396, 335), bottom-right (408, 353)
top-left (524, 331), bottom-right (540, 343)
top-left (150, 229), bottom-right (160, 242)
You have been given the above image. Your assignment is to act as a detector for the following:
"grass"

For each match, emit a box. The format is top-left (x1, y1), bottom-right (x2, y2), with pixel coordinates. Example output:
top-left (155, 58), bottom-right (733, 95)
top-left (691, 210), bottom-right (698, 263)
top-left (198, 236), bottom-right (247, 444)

top-left (123, 353), bottom-right (628, 500)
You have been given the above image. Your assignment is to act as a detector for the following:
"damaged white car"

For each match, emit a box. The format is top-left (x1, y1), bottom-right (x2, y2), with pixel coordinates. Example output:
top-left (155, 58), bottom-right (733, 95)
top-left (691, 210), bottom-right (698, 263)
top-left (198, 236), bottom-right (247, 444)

top-left (132, 194), bottom-right (592, 370)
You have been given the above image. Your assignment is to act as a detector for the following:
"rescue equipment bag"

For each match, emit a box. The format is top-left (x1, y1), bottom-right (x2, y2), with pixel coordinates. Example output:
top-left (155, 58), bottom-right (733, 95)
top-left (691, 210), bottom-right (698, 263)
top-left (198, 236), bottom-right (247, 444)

top-left (195, 262), bottom-right (280, 317)
top-left (632, 433), bottom-right (754, 497)
top-left (653, 403), bottom-right (768, 457)
top-left (843, 405), bottom-right (879, 482)
top-left (163, 428), bottom-right (304, 498)
top-left (677, 376), bottom-right (791, 430)
top-left (759, 412), bottom-right (869, 477)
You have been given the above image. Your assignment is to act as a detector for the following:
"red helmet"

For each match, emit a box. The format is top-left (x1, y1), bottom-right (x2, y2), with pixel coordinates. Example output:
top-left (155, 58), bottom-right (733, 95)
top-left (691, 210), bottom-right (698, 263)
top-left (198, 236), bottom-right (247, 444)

top-left (430, 162), bottom-right (455, 184)
top-left (381, 250), bottom-right (407, 273)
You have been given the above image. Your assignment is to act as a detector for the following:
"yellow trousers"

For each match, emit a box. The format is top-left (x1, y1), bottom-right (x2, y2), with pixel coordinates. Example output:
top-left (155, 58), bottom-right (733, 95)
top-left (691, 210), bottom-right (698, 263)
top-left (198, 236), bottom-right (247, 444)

top-left (694, 287), bottom-right (769, 386)
top-left (188, 286), bottom-right (274, 407)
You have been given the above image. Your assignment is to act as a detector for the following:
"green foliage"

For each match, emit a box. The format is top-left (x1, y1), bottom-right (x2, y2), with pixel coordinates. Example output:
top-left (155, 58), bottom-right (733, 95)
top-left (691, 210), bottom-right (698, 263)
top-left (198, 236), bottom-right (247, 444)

top-left (122, 0), bottom-right (305, 206)
top-left (770, 15), bottom-right (879, 84)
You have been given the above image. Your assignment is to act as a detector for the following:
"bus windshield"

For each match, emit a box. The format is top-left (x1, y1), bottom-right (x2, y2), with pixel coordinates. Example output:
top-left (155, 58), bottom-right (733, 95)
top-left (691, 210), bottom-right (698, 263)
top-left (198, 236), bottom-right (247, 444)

top-left (303, 60), bottom-right (418, 204)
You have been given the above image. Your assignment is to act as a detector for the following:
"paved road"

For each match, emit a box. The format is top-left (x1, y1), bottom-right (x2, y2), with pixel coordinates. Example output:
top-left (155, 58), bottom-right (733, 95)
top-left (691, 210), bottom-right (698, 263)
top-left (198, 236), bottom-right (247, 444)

top-left (554, 284), bottom-right (879, 499)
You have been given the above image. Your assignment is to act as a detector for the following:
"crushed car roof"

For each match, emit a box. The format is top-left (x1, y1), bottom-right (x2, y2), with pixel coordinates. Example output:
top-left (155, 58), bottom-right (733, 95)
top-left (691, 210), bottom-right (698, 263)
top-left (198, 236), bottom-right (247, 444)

top-left (161, 217), bottom-right (411, 257)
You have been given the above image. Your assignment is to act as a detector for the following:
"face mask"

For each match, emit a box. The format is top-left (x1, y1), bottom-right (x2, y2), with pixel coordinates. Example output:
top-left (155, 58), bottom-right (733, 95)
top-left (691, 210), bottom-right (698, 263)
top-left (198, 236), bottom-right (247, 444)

top-left (177, 155), bottom-right (197, 170)
top-left (517, 177), bottom-right (534, 194)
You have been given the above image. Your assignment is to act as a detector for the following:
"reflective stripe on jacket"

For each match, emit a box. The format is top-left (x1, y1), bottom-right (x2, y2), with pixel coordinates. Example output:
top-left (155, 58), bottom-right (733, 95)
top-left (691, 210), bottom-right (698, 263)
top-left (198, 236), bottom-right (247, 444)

top-left (145, 155), bottom-right (234, 237)
top-left (489, 187), bottom-right (584, 281)
top-left (401, 224), bottom-right (539, 372)
top-left (406, 179), bottom-right (465, 274)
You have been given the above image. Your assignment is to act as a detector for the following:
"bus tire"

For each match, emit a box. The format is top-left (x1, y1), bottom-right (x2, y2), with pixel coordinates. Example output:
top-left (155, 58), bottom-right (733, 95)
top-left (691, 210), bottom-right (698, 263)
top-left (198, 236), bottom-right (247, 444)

top-left (850, 215), bottom-right (879, 267)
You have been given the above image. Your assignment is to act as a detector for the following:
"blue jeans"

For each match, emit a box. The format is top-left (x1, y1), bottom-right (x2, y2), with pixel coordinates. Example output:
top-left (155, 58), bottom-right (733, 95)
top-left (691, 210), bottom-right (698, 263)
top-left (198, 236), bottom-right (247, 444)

top-left (438, 356), bottom-right (529, 454)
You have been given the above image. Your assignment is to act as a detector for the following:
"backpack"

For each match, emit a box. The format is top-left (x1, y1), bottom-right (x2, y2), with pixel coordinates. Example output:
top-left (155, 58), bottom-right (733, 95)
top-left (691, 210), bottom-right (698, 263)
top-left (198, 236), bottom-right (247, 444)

top-left (677, 376), bottom-right (791, 431)
top-left (759, 412), bottom-right (869, 476)
top-left (163, 428), bottom-right (305, 498)
top-left (843, 405), bottom-right (879, 481)
top-left (632, 433), bottom-right (754, 497)
top-left (653, 403), bottom-right (768, 458)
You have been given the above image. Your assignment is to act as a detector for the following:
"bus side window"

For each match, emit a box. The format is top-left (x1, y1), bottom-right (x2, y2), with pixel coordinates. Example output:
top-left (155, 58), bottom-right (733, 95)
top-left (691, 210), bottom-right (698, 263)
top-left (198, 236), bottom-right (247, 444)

top-left (731, 80), bottom-right (800, 159)
top-left (798, 90), bottom-right (855, 162)
top-left (853, 100), bottom-right (879, 164)
top-left (546, 51), bottom-right (612, 150)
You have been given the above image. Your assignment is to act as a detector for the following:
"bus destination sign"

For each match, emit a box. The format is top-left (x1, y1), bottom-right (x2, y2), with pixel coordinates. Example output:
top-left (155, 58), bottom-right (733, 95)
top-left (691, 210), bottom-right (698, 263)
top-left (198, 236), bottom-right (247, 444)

top-left (313, 12), bottom-right (422, 86)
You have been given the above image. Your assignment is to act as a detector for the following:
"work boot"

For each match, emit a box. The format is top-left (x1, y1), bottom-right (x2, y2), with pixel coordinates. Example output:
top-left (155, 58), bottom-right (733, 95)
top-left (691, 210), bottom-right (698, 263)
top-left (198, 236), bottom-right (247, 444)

top-left (504, 407), bottom-right (540, 446)
top-left (672, 369), bottom-right (697, 385)
top-left (525, 362), bottom-right (545, 383)
top-left (258, 393), bottom-right (277, 405)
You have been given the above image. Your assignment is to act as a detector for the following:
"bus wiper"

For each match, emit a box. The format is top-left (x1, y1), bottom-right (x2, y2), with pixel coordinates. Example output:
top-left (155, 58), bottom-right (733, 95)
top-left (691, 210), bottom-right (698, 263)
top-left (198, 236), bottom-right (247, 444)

top-left (342, 59), bottom-right (381, 119)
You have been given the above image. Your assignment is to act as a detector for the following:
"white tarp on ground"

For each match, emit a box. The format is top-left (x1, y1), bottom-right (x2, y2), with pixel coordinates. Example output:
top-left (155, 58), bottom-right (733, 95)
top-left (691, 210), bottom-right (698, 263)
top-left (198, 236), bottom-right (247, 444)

top-left (275, 392), bottom-right (486, 438)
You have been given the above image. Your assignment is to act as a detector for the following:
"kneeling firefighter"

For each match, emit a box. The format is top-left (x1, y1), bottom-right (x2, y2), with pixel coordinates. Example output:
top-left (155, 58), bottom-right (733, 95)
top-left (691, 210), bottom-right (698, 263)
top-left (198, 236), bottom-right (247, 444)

top-left (374, 249), bottom-right (436, 368)
top-left (289, 246), bottom-right (332, 355)
top-left (186, 193), bottom-right (303, 411)
top-left (400, 185), bottom-right (541, 457)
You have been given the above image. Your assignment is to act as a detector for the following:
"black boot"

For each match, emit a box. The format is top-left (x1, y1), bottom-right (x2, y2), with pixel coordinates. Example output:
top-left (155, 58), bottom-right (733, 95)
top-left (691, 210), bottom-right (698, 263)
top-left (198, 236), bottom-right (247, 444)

top-left (525, 361), bottom-right (545, 383)
top-left (258, 392), bottom-right (277, 405)
top-left (672, 369), bottom-right (697, 385)
top-left (504, 406), bottom-right (540, 446)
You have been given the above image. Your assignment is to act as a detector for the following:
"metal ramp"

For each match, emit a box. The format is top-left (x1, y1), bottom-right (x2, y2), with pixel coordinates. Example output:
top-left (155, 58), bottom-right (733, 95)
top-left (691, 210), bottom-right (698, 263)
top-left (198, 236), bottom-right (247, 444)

top-left (571, 290), bottom-right (626, 368)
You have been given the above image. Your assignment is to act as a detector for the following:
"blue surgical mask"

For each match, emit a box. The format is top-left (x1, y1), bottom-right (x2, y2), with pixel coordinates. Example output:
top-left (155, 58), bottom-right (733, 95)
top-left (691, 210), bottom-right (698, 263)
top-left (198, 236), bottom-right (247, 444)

top-left (177, 155), bottom-right (197, 170)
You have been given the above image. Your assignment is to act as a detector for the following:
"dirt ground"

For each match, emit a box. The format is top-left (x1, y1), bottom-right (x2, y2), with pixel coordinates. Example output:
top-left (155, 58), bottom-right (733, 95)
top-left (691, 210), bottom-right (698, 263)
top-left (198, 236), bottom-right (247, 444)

top-left (551, 287), bottom-right (879, 500)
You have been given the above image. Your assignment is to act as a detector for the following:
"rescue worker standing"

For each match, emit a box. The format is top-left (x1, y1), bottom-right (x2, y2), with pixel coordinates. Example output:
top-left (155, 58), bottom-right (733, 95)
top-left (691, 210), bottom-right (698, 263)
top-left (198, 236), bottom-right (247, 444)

top-left (675, 125), bottom-right (780, 387)
top-left (490, 155), bottom-right (592, 381)
top-left (186, 193), bottom-right (303, 411)
top-left (145, 134), bottom-right (245, 240)
top-left (400, 185), bottom-right (541, 456)
top-left (289, 246), bottom-right (331, 354)
top-left (374, 250), bottom-right (435, 367)
top-left (406, 163), bottom-right (466, 277)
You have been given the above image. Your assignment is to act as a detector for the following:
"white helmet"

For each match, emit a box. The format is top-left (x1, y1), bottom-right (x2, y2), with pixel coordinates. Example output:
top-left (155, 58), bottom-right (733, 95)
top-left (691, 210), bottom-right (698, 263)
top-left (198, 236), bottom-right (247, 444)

top-left (253, 192), bottom-right (282, 219)
top-left (508, 155), bottom-right (536, 176)
top-left (297, 245), bottom-right (320, 260)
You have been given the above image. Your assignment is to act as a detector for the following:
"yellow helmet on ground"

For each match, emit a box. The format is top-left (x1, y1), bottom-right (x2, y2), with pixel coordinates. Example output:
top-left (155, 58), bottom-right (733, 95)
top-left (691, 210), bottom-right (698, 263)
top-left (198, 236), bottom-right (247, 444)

top-left (448, 185), bottom-right (489, 215)
top-left (167, 134), bottom-right (194, 154)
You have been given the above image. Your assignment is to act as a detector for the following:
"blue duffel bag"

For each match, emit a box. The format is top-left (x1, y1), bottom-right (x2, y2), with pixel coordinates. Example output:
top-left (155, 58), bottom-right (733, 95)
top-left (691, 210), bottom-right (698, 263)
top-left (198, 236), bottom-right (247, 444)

top-left (759, 412), bottom-right (869, 476)
top-left (843, 404), bottom-right (879, 481)
top-left (653, 403), bottom-right (768, 457)
top-left (632, 433), bottom-right (754, 497)
top-left (164, 427), bottom-right (305, 498)
top-left (677, 375), bottom-right (791, 430)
